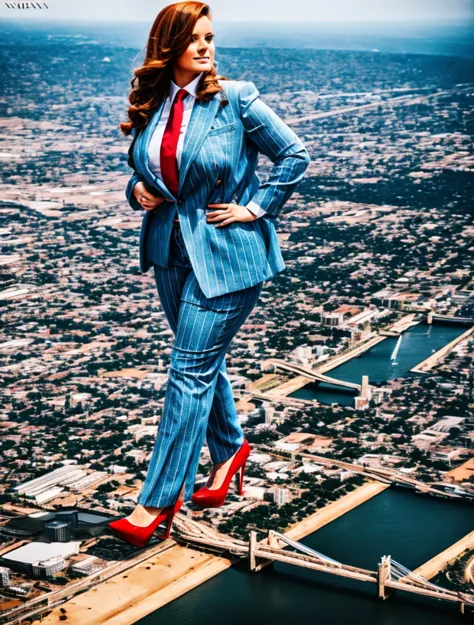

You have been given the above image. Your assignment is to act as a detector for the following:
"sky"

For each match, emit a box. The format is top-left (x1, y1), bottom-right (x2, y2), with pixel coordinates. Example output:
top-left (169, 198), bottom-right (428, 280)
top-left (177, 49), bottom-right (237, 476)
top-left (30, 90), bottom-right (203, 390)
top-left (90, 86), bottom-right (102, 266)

top-left (1, 0), bottom-right (473, 22)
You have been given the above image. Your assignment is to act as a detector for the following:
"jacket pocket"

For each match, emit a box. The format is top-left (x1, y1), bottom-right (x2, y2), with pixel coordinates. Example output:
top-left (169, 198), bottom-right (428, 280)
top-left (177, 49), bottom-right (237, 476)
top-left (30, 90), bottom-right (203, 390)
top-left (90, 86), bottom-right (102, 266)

top-left (207, 122), bottom-right (237, 137)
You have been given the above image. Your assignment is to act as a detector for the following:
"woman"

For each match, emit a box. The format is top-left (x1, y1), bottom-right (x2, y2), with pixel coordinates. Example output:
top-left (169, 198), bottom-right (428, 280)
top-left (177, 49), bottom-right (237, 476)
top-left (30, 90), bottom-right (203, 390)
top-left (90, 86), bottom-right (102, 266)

top-left (109, 1), bottom-right (310, 548)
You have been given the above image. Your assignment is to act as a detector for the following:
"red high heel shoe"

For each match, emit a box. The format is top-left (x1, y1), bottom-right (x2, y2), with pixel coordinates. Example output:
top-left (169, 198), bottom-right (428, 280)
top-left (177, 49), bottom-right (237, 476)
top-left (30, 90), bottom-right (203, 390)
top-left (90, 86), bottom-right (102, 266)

top-left (109, 498), bottom-right (183, 548)
top-left (191, 439), bottom-right (250, 508)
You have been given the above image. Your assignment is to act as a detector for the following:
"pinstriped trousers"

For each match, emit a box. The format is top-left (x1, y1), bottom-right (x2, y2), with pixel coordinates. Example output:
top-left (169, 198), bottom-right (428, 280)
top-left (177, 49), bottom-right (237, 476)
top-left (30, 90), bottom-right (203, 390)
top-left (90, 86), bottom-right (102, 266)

top-left (137, 223), bottom-right (263, 508)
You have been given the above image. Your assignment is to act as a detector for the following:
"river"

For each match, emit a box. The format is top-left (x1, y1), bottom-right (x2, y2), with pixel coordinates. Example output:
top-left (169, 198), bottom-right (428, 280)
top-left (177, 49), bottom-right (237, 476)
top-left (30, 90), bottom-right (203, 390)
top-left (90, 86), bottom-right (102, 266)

top-left (289, 322), bottom-right (467, 406)
top-left (137, 488), bottom-right (473, 625)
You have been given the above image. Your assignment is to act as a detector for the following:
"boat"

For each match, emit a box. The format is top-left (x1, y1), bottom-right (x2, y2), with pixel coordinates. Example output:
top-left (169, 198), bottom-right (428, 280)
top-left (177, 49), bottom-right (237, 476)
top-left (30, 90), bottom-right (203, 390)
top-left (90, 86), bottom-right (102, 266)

top-left (390, 334), bottom-right (403, 365)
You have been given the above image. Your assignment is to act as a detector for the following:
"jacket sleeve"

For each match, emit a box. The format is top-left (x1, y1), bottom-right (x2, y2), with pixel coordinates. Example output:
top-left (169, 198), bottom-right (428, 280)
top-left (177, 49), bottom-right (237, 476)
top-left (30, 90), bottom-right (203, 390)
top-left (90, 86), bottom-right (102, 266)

top-left (125, 125), bottom-right (147, 211)
top-left (238, 81), bottom-right (311, 219)
top-left (126, 170), bottom-right (146, 212)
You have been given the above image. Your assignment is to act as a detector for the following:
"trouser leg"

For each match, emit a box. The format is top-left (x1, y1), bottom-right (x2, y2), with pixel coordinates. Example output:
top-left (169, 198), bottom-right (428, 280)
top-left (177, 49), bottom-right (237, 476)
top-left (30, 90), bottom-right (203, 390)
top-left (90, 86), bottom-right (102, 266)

top-left (138, 274), bottom-right (263, 507)
top-left (206, 365), bottom-right (245, 464)
top-left (150, 233), bottom-right (246, 466)
top-left (138, 229), bottom-right (263, 507)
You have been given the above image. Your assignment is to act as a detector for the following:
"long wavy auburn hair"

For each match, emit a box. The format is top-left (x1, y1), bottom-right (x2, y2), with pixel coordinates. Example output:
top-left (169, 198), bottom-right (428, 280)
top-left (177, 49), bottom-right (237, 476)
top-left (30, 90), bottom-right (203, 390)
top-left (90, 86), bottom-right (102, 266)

top-left (120, 1), bottom-right (229, 140)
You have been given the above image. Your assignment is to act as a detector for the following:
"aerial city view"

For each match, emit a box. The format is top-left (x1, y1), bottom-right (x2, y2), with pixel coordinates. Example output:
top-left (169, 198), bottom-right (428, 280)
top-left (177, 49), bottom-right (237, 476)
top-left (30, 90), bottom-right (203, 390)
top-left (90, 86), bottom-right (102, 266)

top-left (0, 6), bottom-right (473, 625)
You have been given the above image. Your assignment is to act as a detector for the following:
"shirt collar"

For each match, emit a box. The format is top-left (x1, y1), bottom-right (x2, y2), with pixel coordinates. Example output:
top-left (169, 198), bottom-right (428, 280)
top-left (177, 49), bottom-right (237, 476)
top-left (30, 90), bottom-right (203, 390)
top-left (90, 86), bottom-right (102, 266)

top-left (169, 72), bottom-right (204, 102)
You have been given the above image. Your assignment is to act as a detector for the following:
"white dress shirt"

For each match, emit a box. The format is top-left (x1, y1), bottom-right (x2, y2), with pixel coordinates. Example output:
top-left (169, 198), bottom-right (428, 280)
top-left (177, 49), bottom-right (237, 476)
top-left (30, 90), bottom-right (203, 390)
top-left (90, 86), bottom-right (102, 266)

top-left (147, 72), bottom-right (266, 218)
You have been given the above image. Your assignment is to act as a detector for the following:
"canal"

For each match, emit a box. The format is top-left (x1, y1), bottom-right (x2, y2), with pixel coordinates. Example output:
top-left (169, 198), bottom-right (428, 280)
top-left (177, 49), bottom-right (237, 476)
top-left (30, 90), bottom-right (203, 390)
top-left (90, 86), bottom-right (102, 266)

top-left (289, 322), bottom-right (467, 406)
top-left (137, 488), bottom-right (473, 624)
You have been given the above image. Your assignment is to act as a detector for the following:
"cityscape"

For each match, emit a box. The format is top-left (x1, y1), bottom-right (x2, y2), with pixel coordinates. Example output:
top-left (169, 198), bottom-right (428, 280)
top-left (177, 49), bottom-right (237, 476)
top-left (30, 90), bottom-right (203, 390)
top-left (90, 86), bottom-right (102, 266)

top-left (0, 18), bottom-right (473, 625)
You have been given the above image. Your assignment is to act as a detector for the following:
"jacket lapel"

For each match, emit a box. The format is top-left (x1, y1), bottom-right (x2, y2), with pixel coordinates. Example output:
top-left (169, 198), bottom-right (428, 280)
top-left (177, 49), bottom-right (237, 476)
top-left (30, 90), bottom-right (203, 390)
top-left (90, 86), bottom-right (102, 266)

top-left (136, 99), bottom-right (171, 199)
top-left (178, 90), bottom-right (223, 196)
top-left (136, 89), bottom-right (223, 200)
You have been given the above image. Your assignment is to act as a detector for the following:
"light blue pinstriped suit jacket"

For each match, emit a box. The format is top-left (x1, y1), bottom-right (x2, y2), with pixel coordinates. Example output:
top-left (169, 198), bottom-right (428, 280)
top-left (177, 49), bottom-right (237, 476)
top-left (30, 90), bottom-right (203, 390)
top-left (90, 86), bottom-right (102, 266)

top-left (125, 79), bottom-right (311, 298)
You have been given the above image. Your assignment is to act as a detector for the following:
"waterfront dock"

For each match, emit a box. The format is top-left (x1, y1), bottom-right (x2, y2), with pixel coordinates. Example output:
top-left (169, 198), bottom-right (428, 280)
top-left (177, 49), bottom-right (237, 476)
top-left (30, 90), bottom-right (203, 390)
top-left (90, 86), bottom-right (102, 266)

top-left (413, 530), bottom-right (474, 580)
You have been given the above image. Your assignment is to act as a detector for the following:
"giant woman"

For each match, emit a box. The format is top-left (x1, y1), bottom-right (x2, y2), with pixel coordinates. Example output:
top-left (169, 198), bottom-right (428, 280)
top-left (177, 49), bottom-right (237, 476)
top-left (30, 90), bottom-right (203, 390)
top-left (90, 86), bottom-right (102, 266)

top-left (109, 1), bottom-right (311, 547)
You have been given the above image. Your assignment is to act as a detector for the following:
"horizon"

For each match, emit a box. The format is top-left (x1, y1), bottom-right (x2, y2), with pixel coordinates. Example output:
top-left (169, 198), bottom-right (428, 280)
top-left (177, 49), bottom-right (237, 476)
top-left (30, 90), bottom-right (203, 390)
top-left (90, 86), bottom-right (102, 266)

top-left (2, 16), bottom-right (472, 58)
top-left (2, 16), bottom-right (473, 24)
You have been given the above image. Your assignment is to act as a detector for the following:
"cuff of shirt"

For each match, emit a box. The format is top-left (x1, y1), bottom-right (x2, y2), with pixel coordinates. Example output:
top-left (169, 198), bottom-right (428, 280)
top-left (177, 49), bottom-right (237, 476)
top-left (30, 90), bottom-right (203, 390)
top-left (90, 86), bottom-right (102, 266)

top-left (245, 200), bottom-right (267, 218)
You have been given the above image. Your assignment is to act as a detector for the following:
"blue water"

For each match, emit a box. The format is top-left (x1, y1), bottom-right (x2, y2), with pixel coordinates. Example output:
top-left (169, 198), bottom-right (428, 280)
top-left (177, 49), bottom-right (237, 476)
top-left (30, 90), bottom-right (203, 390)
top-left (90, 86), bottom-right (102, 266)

top-left (290, 322), bottom-right (467, 406)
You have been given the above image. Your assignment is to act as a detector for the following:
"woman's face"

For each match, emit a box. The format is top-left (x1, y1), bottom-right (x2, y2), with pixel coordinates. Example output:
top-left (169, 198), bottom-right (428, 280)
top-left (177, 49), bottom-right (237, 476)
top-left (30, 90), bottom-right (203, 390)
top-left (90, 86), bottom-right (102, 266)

top-left (174, 15), bottom-right (215, 77)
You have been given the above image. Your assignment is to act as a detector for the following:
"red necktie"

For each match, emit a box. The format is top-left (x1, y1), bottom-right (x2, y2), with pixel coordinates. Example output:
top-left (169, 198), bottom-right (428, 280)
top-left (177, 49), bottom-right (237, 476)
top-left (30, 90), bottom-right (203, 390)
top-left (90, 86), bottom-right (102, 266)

top-left (160, 87), bottom-right (188, 198)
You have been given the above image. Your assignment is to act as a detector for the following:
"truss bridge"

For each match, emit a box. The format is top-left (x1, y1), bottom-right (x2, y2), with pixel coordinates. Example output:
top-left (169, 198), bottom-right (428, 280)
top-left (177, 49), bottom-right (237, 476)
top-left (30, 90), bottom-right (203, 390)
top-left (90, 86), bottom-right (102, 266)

top-left (172, 519), bottom-right (474, 615)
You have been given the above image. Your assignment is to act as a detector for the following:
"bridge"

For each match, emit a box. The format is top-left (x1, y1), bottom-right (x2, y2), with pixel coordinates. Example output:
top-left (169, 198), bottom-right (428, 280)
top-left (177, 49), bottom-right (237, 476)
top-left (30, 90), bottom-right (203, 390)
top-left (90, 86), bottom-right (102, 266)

top-left (261, 445), bottom-right (466, 498)
top-left (172, 518), bottom-right (474, 615)
top-left (264, 358), bottom-right (361, 392)
top-left (429, 313), bottom-right (474, 326)
top-left (243, 389), bottom-right (316, 407)
top-left (255, 445), bottom-right (467, 500)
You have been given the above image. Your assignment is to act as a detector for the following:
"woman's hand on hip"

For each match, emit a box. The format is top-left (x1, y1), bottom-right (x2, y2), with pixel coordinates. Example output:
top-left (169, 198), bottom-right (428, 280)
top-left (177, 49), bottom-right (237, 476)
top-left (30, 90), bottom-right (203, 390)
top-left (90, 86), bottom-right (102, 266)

top-left (206, 203), bottom-right (257, 227)
top-left (134, 182), bottom-right (173, 211)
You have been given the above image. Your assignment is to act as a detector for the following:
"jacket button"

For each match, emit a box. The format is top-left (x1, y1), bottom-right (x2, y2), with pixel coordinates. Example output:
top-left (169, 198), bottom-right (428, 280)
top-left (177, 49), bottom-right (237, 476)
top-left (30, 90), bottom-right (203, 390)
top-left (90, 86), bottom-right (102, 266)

top-left (216, 179), bottom-right (222, 185)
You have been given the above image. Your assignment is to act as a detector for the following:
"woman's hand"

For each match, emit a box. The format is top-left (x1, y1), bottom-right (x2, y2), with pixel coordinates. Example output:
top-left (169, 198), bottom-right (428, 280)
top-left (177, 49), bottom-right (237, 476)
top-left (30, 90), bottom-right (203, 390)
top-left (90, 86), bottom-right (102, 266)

top-left (134, 182), bottom-right (173, 211)
top-left (206, 203), bottom-right (258, 227)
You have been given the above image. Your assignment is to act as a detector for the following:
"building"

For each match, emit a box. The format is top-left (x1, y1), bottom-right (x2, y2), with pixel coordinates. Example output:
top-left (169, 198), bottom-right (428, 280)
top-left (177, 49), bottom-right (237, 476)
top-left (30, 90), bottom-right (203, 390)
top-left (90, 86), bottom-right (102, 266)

top-left (69, 471), bottom-right (107, 492)
top-left (44, 520), bottom-right (73, 543)
top-left (109, 464), bottom-right (128, 474)
top-left (15, 465), bottom-right (88, 500)
top-left (1, 541), bottom-right (80, 575)
top-left (32, 555), bottom-right (67, 578)
top-left (70, 556), bottom-right (105, 577)
top-left (273, 488), bottom-right (291, 506)
top-left (431, 448), bottom-right (464, 466)
top-left (26, 486), bottom-right (64, 505)
top-left (0, 566), bottom-right (10, 587)
top-left (321, 312), bottom-right (345, 327)
top-left (289, 345), bottom-right (313, 365)
top-left (263, 404), bottom-right (275, 425)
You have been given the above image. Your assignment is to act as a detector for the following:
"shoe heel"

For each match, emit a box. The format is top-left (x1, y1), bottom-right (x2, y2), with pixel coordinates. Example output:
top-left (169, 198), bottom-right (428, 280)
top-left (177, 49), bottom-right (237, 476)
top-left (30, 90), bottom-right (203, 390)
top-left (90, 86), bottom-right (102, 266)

top-left (237, 459), bottom-right (247, 495)
top-left (155, 498), bottom-right (182, 540)
top-left (159, 511), bottom-right (176, 540)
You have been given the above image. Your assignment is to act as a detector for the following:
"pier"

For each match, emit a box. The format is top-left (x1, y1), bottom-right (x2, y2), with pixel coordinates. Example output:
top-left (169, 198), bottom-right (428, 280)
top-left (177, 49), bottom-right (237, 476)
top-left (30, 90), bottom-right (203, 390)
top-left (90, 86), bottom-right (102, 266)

top-left (413, 530), bottom-right (474, 580)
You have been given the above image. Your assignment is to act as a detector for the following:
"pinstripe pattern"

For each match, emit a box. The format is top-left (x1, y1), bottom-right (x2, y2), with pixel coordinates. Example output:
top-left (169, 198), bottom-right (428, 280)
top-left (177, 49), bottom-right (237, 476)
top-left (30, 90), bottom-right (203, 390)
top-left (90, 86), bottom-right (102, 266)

top-left (137, 225), bottom-right (262, 507)
top-left (125, 79), bottom-right (311, 299)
